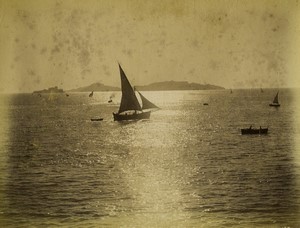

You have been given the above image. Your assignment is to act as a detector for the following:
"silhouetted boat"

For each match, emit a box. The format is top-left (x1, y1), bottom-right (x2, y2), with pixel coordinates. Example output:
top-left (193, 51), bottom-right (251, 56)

top-left (113, 64), bottom-right (158, 121)
top-left (91, 117), bottom-right (103, 121)
top-left (261, 88), bottom-right (264, 93)
top-left (241, 126), bottom-right (268, 135)
top-left (89, 91), bottom-right (94, 97)
top-left (108, 94), bottom-right (115, 103)
top-left (203, 103), bottom-right (208, 105)
top-left (269, 91), bottom-right (280, 107)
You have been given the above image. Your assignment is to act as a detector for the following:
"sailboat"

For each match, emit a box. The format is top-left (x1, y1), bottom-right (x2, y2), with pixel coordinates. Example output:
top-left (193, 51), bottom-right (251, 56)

top-left (113, 64), bottom-right (158, 121)
top-left (89, 91), bottom-right (94, 97)
top-left (269, 91), bottom-right (280, 107)
top-left (108, 94), bottom-right (114, 103)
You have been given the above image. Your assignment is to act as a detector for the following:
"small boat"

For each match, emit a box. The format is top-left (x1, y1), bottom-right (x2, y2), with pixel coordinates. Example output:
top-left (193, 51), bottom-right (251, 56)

top-left (261, 88), bottom-right (264, 93)
top-left (91, 117), bottom-right (103, 121)
top-left (203, 103), bottom-right (208, 105)
top-left (241, 126), bottom-right (268, 135)
top-left (108, 94), bottom-right (115, 103)
top-left (89, 91), bottom-right (94, 97)
top-left (269, 91), bottom-right (280, 107)
top-left (66, 93), bottom-right (69, 97)
top-left (113, 64), bottom-right (159, 121)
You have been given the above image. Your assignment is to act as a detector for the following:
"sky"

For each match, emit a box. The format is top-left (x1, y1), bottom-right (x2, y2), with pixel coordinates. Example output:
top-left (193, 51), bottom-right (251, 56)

top-left (0, 0), bottom-right (300, 93)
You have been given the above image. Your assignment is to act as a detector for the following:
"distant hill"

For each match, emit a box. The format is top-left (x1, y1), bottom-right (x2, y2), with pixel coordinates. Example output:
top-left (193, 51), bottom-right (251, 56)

top-left (68, 81), bottom-right (224, 92)
top-left (33, 86), bottom-right (64, 93)
top-left (68, 82), bottom-right (120, 92)
top-left (135, 81), bottom-right (224, 91)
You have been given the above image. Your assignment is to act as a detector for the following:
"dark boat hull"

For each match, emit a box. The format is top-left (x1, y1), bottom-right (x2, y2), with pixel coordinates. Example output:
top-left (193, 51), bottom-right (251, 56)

top-left (269, 103), bottom-right (280, 107)
top-left (91, 118), bottom-right (103, 121)
top-left (241, 128), bottom-right (268, 135)
top-left (113, 111), bottom-right (151, 121)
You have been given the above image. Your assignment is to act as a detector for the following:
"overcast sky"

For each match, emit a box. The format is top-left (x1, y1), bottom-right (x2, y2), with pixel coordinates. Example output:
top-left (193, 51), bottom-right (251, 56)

top-left (0, 0), bottom-right (299, 93)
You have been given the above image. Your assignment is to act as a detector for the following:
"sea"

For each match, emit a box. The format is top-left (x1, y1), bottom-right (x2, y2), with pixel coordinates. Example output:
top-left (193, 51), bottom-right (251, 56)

top-left (0, 89), bottom-right (300, 227)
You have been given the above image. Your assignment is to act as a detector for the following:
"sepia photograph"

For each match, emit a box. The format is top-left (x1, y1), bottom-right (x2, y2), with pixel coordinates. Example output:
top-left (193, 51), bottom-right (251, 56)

top-left (0, 0), bottom-right (300, 227)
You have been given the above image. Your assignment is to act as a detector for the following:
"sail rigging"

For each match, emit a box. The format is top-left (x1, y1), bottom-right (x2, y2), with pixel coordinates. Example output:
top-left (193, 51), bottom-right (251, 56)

top-left (118, 64), bottom-right (142, 113)
top-left (137, 91), bottom-right (159, 110)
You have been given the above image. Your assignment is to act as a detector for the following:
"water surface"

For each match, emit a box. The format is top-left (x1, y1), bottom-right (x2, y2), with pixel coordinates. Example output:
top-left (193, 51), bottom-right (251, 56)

top-left (0, 89), bottom-right (299, 227)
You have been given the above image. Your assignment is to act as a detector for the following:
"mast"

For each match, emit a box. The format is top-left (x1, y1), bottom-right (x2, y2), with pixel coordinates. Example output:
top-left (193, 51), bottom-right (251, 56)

top-left (118, 64), bottom-right (142, 113)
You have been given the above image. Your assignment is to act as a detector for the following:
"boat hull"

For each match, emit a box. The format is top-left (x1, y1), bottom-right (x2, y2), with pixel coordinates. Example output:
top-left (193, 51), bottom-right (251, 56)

top-left (269, 103), bottom-right (280, 107)
top-left (91, 118), bottom-right (103, 121)
top-left (113, 111), bottom-right (151, 121)
top-left (241, 128), bottom-right (268, 135)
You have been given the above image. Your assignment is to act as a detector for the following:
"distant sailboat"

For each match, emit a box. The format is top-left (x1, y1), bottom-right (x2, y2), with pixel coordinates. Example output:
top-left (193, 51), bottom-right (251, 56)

top-left (269, 91), bottom-right (280, 107)
top-left (89, 91), bottom-right (94, 97)
top-left (113, 64), bottom-right (158, 121)
top-left (261, 88), bottom-right (264, 93)
top-left (108, 94), bottom-right (114, 103)
top-left (230, 89), bottom-right (233, 94)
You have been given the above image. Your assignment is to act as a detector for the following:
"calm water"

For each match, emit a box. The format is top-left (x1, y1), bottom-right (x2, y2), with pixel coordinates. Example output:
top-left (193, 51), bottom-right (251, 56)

top-left (0, 89), bottom-right (300, 227)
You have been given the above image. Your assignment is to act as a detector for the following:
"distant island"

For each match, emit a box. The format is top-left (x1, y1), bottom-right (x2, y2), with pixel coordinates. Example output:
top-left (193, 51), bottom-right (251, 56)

top-left (68, 82), bottom-right (120, 92)
top-left (64, 81), bottom-right (224, 92)
top-left (135, 81), bottom-right (224, 91)
top-left (33, 86), bottom-right (64, 93)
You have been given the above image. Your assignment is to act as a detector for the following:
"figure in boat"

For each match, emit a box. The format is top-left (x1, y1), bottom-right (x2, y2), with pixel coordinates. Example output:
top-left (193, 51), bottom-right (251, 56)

top-left (241, 125), bottom-right (268, 135)
top-left (269, 91), bottom-right (280, 107)
top-left (113, 64), bottom-right (159, 121)
top-left (89, 91), bottom-right (94, 97)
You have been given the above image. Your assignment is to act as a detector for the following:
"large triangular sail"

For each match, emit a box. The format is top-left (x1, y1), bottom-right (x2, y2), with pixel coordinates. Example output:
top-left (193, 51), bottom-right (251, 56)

top-left (273, 91), bottom-right (279, 104)
top-left (137, 91), bottom-right (159, 110)
top-left (118, 64), bottom-right (142, 113)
